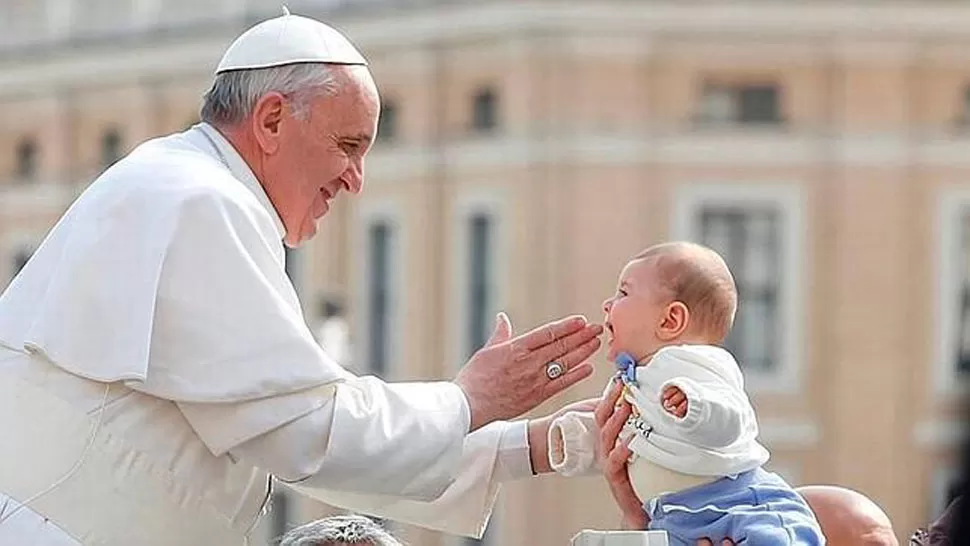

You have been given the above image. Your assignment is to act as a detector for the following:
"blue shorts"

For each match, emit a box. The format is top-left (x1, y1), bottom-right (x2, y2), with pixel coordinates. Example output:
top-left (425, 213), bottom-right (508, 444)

top-left (644, 468), bottom-right (825, 546)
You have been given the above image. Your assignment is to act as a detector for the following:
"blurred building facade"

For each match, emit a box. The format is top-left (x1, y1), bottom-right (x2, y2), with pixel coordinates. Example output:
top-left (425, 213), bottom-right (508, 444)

top-left (1, 0), bottom-right (969, 544)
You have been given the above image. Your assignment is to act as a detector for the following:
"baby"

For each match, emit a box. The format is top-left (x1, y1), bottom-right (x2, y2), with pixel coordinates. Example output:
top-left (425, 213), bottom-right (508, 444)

top-left (549, 241), bottom-right (824, 546)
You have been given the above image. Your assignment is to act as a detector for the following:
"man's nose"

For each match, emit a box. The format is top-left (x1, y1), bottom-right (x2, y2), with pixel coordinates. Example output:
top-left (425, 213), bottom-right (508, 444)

top-left (342, 159), bottom-right (364, 194)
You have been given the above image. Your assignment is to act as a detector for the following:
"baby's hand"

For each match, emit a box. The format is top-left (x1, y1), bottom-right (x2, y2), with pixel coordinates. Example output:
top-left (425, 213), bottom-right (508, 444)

top-left (661, 386), bottom-right (688, 418)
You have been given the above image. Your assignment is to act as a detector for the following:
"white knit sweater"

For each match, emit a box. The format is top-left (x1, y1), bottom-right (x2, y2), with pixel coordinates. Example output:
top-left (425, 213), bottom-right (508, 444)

top-left (549, 344), bottom-right (769, 480)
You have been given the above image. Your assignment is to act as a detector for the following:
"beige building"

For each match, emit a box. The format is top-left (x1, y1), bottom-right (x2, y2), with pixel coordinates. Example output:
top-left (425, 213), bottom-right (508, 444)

top-left (1, 1), bottom-right (969, 544)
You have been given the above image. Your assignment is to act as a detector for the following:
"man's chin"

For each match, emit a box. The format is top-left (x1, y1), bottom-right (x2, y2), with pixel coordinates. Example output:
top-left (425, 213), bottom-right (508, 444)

top-left (283, 226), bottom-right (314, 248)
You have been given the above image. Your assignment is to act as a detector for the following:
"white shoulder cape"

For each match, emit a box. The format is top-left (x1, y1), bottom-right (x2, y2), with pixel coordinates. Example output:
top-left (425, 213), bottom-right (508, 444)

top-left (0, 125), bottom-right (347, 402)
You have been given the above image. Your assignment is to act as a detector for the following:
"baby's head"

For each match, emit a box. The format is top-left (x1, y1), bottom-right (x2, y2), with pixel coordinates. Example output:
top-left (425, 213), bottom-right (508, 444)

top-left (602, 241), bottom-right (737, 363)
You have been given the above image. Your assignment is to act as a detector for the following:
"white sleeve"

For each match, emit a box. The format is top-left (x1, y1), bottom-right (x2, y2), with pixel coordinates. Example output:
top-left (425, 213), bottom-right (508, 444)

top-left (548, 411), bottom-right (600, 478)
top-left (657, 376), bottom-right (750, 449)
top-left (286, 419), bottom-right (533, 539)
top-left (189, 375), bottom-right (471, 501)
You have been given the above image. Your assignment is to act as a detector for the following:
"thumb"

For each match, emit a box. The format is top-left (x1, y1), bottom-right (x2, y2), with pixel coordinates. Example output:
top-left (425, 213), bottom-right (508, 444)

top-left (485, 312), bottom-right (512, 346)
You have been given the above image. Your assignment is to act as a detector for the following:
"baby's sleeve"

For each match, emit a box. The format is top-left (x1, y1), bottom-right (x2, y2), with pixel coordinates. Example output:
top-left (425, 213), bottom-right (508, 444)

top-left (547, 410), bottom-right (600, 478)
top-left (657, 376), bottom-right (753, 449)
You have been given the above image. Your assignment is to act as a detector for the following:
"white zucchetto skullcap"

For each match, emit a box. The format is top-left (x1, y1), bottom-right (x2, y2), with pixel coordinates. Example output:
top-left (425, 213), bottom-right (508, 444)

top-left (216, 6), bottom-right (367, 73)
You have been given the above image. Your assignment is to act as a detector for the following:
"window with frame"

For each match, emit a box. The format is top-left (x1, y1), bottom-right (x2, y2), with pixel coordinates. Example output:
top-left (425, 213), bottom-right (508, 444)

top-left (696, 82), bottom-right (783, 126)
top-left (471, 87), bottom-right (499, 133)
top-left (957, 85), bottom-right (970, 127)
top-left (697, 206), bottom-right (781, 372)
top-left (465, 213), bottom-right (494, 359)
top-left (11, 248), bottom-right (32, 280)
top-left (956, 211), bottom-right (970, 375)
top-left (15, 138), bottom-right (37, 181)
top-left (316, 297), bottom-right (351, 368)
top-left (101, 128), bottom-right (123, 168)
top-left (460, 211), bottom-right (497, 546)
top-left (377, 99), bottom-right (398, 143)
top-left (367, 221), bottom-right (393, 379)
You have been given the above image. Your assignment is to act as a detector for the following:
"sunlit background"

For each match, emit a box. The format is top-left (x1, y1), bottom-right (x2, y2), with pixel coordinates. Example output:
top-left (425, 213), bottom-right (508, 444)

top-left (1, 1), bottom-right (969, 544)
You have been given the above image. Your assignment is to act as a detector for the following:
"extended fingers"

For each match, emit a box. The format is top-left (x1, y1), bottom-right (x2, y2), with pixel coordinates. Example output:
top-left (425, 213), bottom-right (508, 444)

top-left (515, 316), bottom-right (588, 351)
top-left (554, 335), bottom-right (602, 370)
top-left (662, 386), bottom-right (686, 409)
top-left (664, 388), bottom-right (686, 407)
top-left (532, 323), bottom-right (603, 365)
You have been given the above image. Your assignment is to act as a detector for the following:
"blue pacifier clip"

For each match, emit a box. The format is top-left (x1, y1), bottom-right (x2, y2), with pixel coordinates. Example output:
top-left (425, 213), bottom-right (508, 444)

top-left (614, 352), bottom-right (638, 385)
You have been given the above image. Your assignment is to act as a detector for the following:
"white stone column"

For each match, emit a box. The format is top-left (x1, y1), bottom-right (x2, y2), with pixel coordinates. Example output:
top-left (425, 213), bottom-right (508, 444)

top-left (223, 0), bottom-right (247, 19)
top-left (42, 90), bottom-right (76, 184)
top-left (45, 0), bottom-right (73, 41)
top-left (132, 0), bottom-right (162, 30)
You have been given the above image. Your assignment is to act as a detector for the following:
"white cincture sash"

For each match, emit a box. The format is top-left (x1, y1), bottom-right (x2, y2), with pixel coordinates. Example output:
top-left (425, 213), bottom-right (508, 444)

top-left (0, 375), bottom-right (268, 546)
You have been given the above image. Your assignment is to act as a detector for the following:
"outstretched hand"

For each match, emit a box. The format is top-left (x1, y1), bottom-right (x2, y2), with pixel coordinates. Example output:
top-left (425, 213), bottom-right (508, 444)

top-left (455, 312), bottom-right (603, 432)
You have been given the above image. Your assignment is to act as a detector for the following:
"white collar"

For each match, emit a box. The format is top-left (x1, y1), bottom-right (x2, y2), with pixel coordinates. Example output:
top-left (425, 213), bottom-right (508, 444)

top-left (197, 122), bottom-right (287, 240)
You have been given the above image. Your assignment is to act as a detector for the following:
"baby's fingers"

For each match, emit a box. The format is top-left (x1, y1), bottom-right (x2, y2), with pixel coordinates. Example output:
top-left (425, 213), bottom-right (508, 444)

top-left (668, 387), bottom-right (687, 406)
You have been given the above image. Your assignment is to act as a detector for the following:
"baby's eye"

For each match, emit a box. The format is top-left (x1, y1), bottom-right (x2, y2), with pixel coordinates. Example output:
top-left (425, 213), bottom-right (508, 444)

top-left (617, 289), bottom-right (628, 297)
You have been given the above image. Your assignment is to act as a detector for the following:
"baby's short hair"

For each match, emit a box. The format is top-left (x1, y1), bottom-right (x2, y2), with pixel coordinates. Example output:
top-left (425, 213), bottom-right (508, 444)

top-left (635, 241), bottom-right (738, 343)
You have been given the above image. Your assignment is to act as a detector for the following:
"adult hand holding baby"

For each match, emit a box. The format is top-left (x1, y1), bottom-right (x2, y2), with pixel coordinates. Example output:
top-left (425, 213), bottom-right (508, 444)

top-left (595, 381), bottom-right (647, 531)
top-left (595, 382), bottom-right (736, 546)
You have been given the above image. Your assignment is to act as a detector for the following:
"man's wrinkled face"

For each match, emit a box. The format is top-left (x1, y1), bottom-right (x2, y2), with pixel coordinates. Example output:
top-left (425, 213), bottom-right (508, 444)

top-left (270, 66), bottom-right (380, 247)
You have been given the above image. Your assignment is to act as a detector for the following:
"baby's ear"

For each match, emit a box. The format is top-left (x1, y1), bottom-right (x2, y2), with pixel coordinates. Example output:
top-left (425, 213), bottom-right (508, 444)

top-left (657, 301), bottom-right (690, 340)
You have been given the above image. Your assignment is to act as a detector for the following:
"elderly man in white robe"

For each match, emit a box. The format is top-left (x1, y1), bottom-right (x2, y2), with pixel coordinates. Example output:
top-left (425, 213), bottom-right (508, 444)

top-left (0, 12), bottom-right (604, 546)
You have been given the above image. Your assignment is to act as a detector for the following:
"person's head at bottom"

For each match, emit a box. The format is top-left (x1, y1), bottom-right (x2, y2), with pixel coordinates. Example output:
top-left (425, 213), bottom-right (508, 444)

top-left (695, 485), bottom-right (897, 546)
top-left (797, 486), bottom-right (898, 546)
top-left (280, 515), bottom-right (403, 546)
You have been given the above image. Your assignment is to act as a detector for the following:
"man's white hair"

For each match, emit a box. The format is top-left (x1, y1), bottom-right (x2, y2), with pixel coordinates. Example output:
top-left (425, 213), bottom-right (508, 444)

top-left (200, 63), bottom-right (339, 126)
top-left (279, 514), bottom-right (403, 546)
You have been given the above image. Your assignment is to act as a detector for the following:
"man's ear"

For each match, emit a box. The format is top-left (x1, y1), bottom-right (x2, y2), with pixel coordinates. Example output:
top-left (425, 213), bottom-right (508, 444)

top-left (251, 92), bottom-right (286, 154)
top-left (657, 301), bottom-right (690, 341)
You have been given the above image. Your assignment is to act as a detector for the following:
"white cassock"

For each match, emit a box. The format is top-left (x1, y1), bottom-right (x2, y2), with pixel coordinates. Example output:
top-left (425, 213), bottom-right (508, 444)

top-left (0, 122), bottom-right (531, 546)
